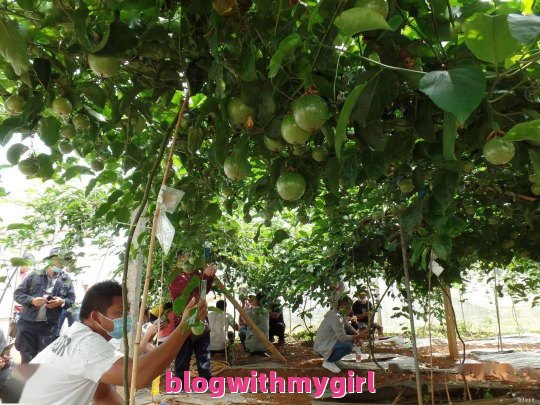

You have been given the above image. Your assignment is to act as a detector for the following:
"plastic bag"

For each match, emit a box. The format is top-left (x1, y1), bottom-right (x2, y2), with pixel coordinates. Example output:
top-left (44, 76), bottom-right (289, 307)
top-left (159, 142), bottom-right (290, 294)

top-left (158, 186), bottom-right (184, 213)
top-left (156, 211), bottom-right (175, 255)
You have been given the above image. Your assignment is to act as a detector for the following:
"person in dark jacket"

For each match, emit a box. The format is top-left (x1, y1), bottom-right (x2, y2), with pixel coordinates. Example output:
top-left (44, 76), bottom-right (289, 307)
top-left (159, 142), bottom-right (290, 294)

top-left (13, 247), bottom-right (76, 363)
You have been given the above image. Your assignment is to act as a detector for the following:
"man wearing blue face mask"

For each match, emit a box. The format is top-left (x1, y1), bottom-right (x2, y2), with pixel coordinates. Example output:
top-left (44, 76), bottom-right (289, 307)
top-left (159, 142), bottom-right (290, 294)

top-left (13, 247), bottom-right (76, 363)
top-left (10, 280), bottom-right (207, 405)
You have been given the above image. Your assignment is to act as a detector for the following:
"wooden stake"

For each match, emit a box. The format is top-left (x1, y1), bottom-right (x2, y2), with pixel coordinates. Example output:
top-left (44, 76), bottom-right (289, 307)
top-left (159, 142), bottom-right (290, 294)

top-left (442, 284), bottom-right (459, 360)
top-left (213, 277), bottom-right (287, 363)
top-left (398, 213), bottom-right (424, 405)
top-left (128, 94), bottom-right (190, 405)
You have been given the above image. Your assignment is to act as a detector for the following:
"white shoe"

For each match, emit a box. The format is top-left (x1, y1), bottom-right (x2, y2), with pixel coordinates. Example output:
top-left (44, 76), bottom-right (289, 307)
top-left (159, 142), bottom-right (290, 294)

top-left (322, 360), bottom-right (341, 373)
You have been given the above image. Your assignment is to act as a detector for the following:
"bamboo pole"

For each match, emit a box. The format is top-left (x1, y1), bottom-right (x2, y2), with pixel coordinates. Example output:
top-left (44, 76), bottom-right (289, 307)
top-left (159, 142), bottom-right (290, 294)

top-left (128, 94), bottom-right (190, 405)
top-left (398, 213), bottom-right (424, 405)
top-left (442, 284), bottom-right (459, 360)
top-left (213, 277), bottom-right (287, 363)
top-left (494, 270), bottom-right (503, 352)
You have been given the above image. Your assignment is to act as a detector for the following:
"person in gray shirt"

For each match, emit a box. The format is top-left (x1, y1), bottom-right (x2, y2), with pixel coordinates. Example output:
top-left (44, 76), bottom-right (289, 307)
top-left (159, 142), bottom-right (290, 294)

top-left (314, 296), bottom-right (366, 373)
top-left (245, 292), bottom-right (270, 356)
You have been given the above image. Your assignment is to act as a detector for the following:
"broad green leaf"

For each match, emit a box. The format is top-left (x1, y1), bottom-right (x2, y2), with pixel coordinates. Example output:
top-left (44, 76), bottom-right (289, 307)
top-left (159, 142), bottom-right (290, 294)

top-left (173, 276), bottom-right (200, 315)
top-left (63, 165), bottom-right (93, 180)
top-left (38, 116), bottom-right (61, 147)
top-left (81, 83), bottom-right (107, 109)
top-left (10, 257), bottom-right (31, 266)
top-left (0, 18), bottom-right (31, 76)
top-left (268, 229), bottom-right (289, 249)
top-left (463, 13), bottom-right (519, 63)
top-left (335, 83), bottom-right (366, 159)
top-left (507, 14), bottom-right (540, 45)
top-left (71, 7), bottom-right (110, 53)
top-left (528, 149), bottom-right (540, 175)
top-left (7, 143), bottom-right (29, 165)
top-left (334, 7), bottom-right (391, 36)
top-left (0, 117), bottom-right (24, 146)
top-left (402, 197), bottom-right (423, 235)
top-left (6, 223), bottom-right (33, 230)
top-left (206, 203), bottom-right (222, 224)
top-left (419, 65), bottom-right (485, 124)
top-left (268, 34), bottom-right (302, 79)
top-left (433, 234), bottom-right (452, 259)
top-left (36, 154), bottom-right (54, 179)
top-left (442, 112), bottom-right (457, 161)
top-left (324, 157), bottom-right (341, 196)
top-left (503, 119), bottom-right (540, 142)
top-left (432, 170), bottom-right (459, 210)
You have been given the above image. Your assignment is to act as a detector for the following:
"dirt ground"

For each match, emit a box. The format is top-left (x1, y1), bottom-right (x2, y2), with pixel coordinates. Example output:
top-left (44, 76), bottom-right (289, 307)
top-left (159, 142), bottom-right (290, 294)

top-left (148, 337), bottom-right (540, 404)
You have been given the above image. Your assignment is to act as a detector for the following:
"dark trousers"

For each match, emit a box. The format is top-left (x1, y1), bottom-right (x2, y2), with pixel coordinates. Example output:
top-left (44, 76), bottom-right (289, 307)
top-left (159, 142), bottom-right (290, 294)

top-left (15, 318), bottom-right (57, 363)
top-left (239, 326), bottom-right (247, 349)
top-left (55, 309), bottom-right (75, 336)
top-left (174, 331), bottom-right (211, 385)
top-left (269, 322), bottom-right (286, 343)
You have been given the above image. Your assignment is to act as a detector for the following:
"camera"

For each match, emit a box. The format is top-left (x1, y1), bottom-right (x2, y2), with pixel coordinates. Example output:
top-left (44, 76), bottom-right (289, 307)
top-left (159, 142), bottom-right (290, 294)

top-left (46, 295), bottom-right (53, 302)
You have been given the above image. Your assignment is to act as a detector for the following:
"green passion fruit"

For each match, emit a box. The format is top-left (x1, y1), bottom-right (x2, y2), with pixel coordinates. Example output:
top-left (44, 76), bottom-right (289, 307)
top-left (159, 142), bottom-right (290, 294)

top-left (18, 158), bottom-right (40, 176)
top-left (263, 136), bottom-right (285, 152)
top-left (398, 179), bottom-right (414, 194)
top-left (72, 114), bottom-right (91, 129)
top-left (61, 124), bottom-right (77, 139)
top-left (312, 147), bottom-right (328, 162)
top-left (276, 172), bottom-right (306, 201)
top-left (292, 95), bottom-right (328, 132)
top-left (52, 97), bottom-right (73, 116)
top-left (88, 54), bottom-right (121, 78)
top-left (223, 155), bottom-right (245, 181)
top-left (191, 321), bottom-right (206, 335)
top-left (90, 158), bottom-right (104, 172)
top-left (483, 137), bottom-right (515, 165)
top-left (227, 97), bottom-right (255, 127)
top-left (5, 95), bottom-right (25, 114)
top-left (281, 114), bottom-right (311, 145)
top-left (58, 140), bottom-right (74, 154)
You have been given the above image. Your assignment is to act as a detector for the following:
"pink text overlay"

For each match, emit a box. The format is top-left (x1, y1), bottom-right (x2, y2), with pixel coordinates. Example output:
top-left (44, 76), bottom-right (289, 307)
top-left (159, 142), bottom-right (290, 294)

top-left (166, 370), bottom-right (376, 399)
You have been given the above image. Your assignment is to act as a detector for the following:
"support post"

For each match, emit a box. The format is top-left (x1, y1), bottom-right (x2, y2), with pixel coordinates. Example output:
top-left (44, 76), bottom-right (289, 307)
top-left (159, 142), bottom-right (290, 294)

top-left (442, 284), bottom-right (459, 360)
top-left (213, 277), bottom-right (287, 363)
top-left (398, 213), bottom-right (424, 405)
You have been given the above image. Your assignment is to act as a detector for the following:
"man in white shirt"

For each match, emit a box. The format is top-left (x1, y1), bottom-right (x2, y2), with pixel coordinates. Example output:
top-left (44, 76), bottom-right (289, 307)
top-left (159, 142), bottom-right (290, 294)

top-left (208, 300), bottom-right (238, 354)
top-left (9, 280), bottom-right (206, 405)
top-left (314, 296), bottom-right (365, 373)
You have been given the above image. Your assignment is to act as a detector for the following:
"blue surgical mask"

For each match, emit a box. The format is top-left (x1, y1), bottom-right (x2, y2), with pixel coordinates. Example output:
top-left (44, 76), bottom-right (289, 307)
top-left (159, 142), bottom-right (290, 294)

top-left (52, 266), bottom-right (62, 274)
top-left (99, 314), bottom-right (132, 339)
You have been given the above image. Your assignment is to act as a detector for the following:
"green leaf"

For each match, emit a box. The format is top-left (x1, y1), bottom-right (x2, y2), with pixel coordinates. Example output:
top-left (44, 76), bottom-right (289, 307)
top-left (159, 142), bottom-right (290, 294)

top-left (324, 157), bottom-right (341, 196)
top-left (529, 149), bottom-right (540, 176)
top-left (402, 197), bottom-right (423, 235)
top-left (268, 34), bottom-right (302, 79)
top-left (63, 165), bottom-right (93, 180)
top-left (173, 276), bottom-right (200, 315)
top-left (36, 154), bottom-right (54, 179)
top-left (6, 223), bottom-right (33, 230)
top-left (0, 117), bottom-right (24, 145)
top-left (268, 229), bottom-right (289, 249)
top-left (507, 14), bottom-right (540, 45)
top-left (432, 170), bottom-right (459, 210)
top-left (80, 83), bottom-right (106, 109)
top-left (433, 234), bottom-right (452, 259)
top-left (335, 83), bottom-right (366, 159)
top-left (7, 143), bottom-right (29, 165)
top-left (71, 7), bottom-right (110, 53)
top-left (334, 7), bottom-right (391, 36)
top-left (419, 65), bottom-right (485, 124)
top-left (463, 13), bottom-right (519, 63)
top-left (443, 112), bottom-right (457, 161)
top-left (0, 18), bottom-right (31, 76)
top-left (503, 119), bottom-right (540, 142)
top-left (206, 203), bottom-right (222, 224)
top-left (38, 116), bottom-right (61, 147)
